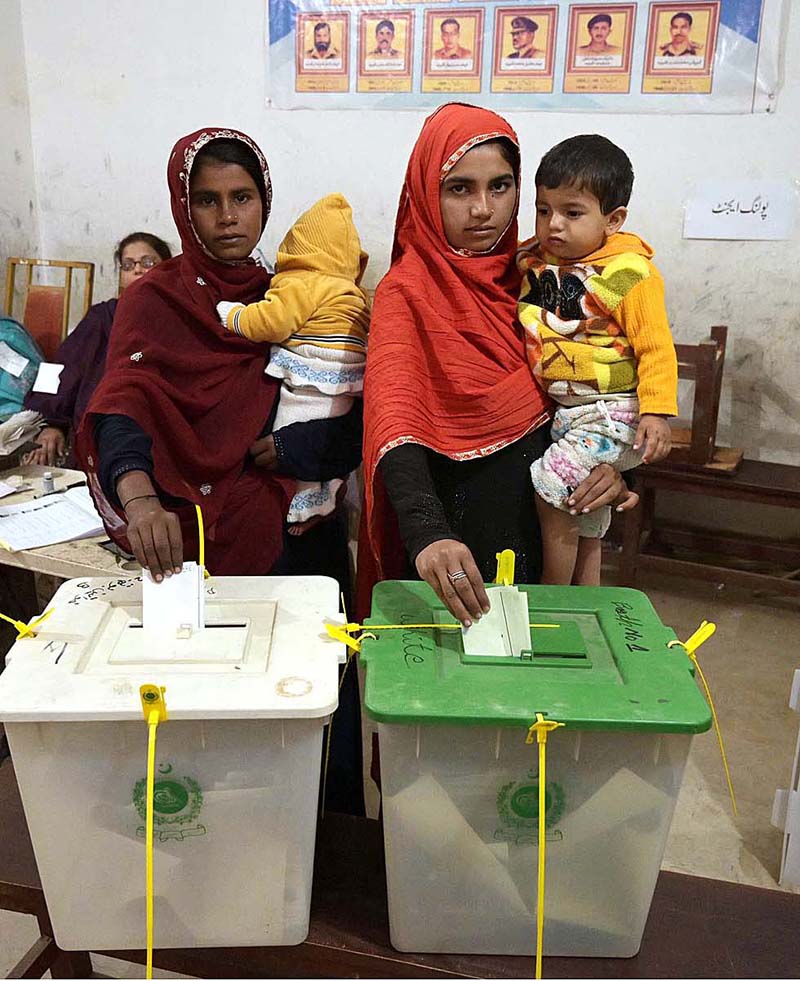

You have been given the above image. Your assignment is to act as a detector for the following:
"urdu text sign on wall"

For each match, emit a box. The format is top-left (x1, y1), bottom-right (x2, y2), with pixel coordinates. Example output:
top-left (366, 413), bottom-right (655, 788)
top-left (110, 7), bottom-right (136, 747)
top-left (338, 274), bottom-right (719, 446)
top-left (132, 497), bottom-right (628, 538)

top-left (266, 0), bottom-right (783, 111)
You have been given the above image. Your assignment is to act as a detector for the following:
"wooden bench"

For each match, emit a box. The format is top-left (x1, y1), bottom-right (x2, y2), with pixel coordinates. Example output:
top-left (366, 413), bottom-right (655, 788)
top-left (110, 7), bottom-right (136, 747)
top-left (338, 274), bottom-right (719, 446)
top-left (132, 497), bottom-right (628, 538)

top-left (618, 323), bottom-right (800, 594)
top-left (620, 458), bottom-right (800, 594)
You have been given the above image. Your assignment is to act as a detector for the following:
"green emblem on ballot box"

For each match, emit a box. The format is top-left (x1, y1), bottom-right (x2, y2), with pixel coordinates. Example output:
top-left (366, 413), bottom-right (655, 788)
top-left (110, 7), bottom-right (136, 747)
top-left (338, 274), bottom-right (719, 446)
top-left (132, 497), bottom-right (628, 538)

top-left (495, 769), bottom-right (565, 844)
top-left (133, 767), bottom-right (207, 842)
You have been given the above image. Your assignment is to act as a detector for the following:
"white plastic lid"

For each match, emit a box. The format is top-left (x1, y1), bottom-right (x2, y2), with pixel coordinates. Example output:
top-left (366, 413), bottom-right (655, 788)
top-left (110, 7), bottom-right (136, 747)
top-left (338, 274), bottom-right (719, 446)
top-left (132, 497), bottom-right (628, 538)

top-left (0, 575), bottom-right (343, 722)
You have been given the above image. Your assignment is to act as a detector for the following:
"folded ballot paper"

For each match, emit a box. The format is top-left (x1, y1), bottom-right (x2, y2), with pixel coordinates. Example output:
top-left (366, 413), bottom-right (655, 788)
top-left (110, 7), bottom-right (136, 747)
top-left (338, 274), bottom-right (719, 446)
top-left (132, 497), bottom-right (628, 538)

top-left (0, 485), bottom-right (103, 550)
top-left (0, 410), bottom-right (43, 456)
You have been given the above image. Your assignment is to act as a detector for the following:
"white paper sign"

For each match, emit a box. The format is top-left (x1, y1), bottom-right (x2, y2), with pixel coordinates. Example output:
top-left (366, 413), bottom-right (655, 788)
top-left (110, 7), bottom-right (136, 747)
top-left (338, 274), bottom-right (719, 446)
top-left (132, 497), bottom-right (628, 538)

top-left (32, 362), bottom-right (65, 394)
top-left (0, 341), bottom-right (29, 378)
top-left (684, 180), bottom-right (798, 241)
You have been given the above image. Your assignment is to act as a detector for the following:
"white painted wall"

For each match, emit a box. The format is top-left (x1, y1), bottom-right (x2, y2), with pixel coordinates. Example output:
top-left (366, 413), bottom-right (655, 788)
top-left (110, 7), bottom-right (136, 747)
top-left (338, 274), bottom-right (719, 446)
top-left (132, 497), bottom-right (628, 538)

top-left (0, 0), bottom-right (39, 307)
top-left (5, 0), bottom-right (800, 465)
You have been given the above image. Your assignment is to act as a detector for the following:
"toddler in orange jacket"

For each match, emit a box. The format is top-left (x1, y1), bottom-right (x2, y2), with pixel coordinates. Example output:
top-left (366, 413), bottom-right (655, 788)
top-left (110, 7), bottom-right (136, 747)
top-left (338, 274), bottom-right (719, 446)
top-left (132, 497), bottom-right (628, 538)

top-left (517, 135), bottom-right (677, 585)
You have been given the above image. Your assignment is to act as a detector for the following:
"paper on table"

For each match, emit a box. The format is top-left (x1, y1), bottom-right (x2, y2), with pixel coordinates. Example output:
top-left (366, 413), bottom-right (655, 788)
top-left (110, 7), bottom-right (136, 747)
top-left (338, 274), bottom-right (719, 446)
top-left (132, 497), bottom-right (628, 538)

top-left (0, 341), bottom-right (29, 378)
top-left (142, 561), bottom-right (205, 632)
top-left (0, 485), bottom-right (102, 550)
top-left (32, 362), bottom-right (65, 394)
top-left (0, 481), bottom-right (18, 500)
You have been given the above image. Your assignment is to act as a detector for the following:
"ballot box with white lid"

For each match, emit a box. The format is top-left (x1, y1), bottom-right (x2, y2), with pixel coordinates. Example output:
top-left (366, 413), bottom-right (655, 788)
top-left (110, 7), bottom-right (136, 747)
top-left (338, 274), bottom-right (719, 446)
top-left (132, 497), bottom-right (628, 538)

top-left (0, 575), bottom-right (341, 950)
top-left (362, 580), bottom-right (712, 958)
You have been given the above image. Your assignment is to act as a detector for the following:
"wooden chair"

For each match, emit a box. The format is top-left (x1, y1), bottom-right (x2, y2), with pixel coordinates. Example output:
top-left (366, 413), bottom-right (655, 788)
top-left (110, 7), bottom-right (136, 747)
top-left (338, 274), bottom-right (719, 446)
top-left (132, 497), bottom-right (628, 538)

top-left (619, 324), bottom-right (800, 595)
top-left (667, 324), bottom-right (742, 471)
top-left (4, 258), bottom-right (94, 361)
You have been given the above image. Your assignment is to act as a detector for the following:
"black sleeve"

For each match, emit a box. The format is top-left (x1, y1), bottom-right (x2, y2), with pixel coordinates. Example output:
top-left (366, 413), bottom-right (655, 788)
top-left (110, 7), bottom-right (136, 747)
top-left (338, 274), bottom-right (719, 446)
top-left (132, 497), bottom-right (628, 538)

top-left (93, 413), bottom-right (154, 507)
top-left (272, 400), bottom-right (363, 482)
top-left (380, 443), bottom-right (460, 564)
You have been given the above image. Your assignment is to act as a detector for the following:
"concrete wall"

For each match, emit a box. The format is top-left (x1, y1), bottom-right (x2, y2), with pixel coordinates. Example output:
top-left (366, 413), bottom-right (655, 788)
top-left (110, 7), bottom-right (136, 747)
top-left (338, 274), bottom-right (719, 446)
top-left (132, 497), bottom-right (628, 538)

top-left (4, 0), bottom-right (799, 464)
top-left (0, 0), bottom-right (39, 310)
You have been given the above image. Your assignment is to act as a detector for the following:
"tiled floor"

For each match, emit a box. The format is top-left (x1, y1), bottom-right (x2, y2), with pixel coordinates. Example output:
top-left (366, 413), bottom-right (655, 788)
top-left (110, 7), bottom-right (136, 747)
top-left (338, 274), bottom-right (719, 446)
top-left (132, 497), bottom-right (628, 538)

top-left (1, 573), bottom-right (798, 978)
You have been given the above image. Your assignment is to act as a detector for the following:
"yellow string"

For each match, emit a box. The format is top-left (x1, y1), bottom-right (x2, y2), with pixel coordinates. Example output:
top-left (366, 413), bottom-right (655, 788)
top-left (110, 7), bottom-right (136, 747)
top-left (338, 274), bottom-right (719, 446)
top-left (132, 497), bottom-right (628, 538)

top-left (321, 594), bottom-right (356, 813)
top-left (525, 713), bottom-right (565, 980)
top-left (195, 504), bottom-right (210, 578)
top-left (139, 686), bottom-right (167, 980)
top-left (0, 606), bottom-right (55, 638)
top-left (324, 620), bottom-right (560, 652)
top-left (669, 621), bottom-right (737, 816)
top-left (145, 711), bottom-right (158, 979)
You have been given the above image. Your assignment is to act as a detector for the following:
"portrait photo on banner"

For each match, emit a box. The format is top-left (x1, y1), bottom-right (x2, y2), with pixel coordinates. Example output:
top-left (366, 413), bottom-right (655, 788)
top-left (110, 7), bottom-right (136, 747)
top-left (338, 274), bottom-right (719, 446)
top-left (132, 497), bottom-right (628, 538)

top-left (425, 8), bottom-right (483, 72)
top-left (358, 10), bottom-right (414, 91)
top-left (491, 5), bottom-right (557, 92)
top-left (567, 4), bottom-right (639, 69)
top-left (646, 2), bottom-right (720, 73)
top-left (296, 12), bottom-right (349, 73)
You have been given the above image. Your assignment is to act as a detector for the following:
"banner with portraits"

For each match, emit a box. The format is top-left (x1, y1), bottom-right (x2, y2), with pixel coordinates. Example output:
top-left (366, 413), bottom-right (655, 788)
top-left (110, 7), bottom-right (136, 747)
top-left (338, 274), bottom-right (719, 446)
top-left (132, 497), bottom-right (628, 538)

top-left (266, 0), bottom-right (783, 111)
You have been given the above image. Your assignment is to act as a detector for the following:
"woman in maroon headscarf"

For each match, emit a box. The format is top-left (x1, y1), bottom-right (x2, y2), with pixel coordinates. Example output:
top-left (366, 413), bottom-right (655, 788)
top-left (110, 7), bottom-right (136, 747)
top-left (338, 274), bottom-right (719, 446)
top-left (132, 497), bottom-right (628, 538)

top-left (77, 128), bottom-right (362, 582)
top-left (361, 104), bottom-right (634, 624)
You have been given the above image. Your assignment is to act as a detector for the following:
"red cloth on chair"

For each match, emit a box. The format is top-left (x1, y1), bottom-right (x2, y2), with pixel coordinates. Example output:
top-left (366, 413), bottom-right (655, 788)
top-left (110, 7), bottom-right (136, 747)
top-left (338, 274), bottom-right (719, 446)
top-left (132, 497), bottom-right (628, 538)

top-left (359, 103), bottom-right (550, 600)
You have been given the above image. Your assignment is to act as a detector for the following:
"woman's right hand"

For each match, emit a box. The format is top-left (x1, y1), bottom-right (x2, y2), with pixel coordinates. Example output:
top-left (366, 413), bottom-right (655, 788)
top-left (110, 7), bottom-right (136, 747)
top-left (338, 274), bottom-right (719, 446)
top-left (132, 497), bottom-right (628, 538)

top-left (23, 426), bottom-right (66, 466)
top-left (415, 539), bottom-right (490, 628)
top-left (124, 497), bottom-right (183, 582)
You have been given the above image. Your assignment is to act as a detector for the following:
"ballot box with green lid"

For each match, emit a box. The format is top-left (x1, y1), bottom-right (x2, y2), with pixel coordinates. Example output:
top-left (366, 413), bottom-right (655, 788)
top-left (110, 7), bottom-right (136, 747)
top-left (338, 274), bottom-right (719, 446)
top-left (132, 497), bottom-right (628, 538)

top-left (361, 579), bottom-right (712, 958)
top-left (0, 575), bottom-right (342, 951)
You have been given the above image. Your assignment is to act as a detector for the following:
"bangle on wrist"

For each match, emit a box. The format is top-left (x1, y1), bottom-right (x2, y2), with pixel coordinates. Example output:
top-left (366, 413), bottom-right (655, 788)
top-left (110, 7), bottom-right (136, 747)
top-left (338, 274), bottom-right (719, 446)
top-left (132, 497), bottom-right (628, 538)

top-left (122, 494), bottom-right (158, 510)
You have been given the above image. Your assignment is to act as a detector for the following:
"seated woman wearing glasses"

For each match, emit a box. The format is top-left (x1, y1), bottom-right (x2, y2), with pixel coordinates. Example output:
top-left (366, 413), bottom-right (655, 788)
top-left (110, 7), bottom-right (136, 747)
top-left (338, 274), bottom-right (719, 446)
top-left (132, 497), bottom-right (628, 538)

top-left (24, 232), bottom-right (172, 466)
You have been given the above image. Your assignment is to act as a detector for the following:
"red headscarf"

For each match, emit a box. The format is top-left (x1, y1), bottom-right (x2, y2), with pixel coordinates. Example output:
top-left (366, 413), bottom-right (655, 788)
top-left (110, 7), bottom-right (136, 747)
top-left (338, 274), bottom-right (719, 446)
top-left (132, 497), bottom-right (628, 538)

top-left (78, 127), bottom-right (292, 567)
top-left (360, 103), bottom-right (550, 586)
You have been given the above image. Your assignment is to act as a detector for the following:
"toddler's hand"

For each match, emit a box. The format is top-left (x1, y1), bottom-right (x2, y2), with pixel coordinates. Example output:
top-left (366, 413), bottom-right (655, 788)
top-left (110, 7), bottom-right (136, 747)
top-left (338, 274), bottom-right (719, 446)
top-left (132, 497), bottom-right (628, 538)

top-left (634, 414), bottom-right (672, 463)
top-left (216, 300), bottom-right (244, 330)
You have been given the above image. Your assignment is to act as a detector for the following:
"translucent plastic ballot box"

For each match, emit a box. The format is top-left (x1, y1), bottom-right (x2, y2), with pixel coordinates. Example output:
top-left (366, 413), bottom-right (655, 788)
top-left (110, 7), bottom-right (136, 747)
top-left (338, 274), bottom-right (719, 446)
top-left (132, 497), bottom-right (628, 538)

top-left (0, 575), bottom-right (342, 951)
top-left (361, 581), bottom-right (712, 958)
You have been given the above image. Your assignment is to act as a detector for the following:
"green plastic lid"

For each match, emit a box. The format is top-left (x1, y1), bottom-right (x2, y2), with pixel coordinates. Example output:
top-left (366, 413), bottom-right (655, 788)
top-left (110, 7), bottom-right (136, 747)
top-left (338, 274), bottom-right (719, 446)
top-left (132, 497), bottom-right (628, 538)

top-left (362, 582), bottom-right (712, 733)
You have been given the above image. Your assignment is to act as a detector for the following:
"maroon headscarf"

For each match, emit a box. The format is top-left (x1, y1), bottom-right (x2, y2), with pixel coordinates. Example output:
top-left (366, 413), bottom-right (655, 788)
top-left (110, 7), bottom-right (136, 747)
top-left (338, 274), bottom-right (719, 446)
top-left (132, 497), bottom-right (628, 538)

top-left (78, 127), bottom-right (292, 567)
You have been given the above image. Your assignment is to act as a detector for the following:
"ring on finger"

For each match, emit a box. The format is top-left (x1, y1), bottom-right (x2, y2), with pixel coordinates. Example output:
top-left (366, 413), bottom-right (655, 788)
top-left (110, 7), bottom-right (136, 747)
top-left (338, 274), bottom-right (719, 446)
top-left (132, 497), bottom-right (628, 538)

top-left (447, 570), bottom-right (469, 585)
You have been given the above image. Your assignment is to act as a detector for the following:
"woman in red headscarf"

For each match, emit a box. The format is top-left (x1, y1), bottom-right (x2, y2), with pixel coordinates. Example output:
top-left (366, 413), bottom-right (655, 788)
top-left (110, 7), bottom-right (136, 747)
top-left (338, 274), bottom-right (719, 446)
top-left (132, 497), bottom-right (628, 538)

top-left (361, 104), bottom-right (633, 624)
top-left (78, 128), bottom-right (362, 583)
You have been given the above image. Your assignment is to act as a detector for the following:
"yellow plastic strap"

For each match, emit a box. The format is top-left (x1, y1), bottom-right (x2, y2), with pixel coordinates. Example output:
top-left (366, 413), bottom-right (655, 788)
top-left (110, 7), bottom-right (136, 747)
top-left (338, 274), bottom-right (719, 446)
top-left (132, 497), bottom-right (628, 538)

top-left (0, 606), bottom-right (55, 639)
top-left (525, 713), bottom-right (565, 980)
top-left (195, 504), bottom-right (210, 578)
top-left (669, 621), bottom-right (738, 817)
top-left (495, 548), bottom-right (516, 586)
top-left (140, 685), bottom-right (167, 980)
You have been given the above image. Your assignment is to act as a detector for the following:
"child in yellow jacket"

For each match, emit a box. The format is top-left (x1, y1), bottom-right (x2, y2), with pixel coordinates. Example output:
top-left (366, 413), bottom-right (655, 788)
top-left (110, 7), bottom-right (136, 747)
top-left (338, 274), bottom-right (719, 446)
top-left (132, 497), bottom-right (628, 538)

top-left (517, 135), bottom-right (677, 585)
top-left (217, 192), bottom-right (369, 530)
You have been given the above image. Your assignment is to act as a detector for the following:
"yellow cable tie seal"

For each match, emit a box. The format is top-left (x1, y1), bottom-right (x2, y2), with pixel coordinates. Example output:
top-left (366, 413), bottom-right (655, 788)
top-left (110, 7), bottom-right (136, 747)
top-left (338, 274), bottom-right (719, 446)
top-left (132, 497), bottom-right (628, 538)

top-left (526, 713), bottom-right (565, 745)
top-left (140, 685), bottom-right (167, 980)
top-left (495, 548), bottom-right (516, 586)
top-left (525, 712), bottom-right (564, 980)
top-left (668, 621), bottom-right (737, 817)
top-left (0, 606), bottom-right (55, 639)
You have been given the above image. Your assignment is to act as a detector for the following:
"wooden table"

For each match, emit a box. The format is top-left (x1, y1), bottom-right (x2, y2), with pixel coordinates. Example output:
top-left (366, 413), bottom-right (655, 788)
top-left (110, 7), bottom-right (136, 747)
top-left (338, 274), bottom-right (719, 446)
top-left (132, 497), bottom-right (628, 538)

top-left (0, 464), bottom-right (134, 580)
top-left (1, 757), bottom-right (798, 979)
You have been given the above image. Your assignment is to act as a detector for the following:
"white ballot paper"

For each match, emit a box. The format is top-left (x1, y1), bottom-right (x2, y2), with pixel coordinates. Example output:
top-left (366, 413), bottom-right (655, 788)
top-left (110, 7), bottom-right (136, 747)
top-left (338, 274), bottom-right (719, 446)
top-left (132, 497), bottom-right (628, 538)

top-left (0, 341), bottom-right (29, 378)
top-left (461, 585), bottom-right (530, 658)
top-left (0, 485), bottom-right (102, 550)
top-left (142, 561), bottom-right (205, 633)
top-left (32, 362), bottom-right (65, 394)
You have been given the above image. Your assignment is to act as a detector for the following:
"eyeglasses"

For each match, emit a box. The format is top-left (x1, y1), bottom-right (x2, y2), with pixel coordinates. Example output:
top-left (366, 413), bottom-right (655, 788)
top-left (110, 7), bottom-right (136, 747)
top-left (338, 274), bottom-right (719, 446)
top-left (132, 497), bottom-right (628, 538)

top-left (120, 256), bottom-right (159, 272)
